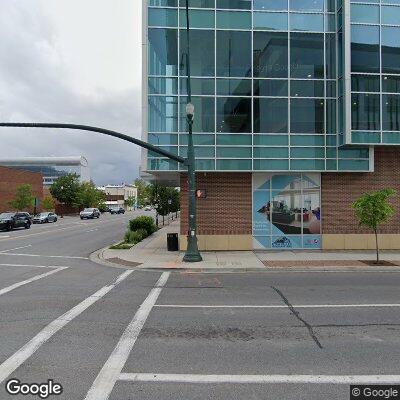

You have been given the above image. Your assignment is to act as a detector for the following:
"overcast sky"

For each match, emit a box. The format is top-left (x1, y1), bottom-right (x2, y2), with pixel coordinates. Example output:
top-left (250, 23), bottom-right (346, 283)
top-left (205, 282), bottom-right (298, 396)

top-left (0, 1), bottom-right (142, 185)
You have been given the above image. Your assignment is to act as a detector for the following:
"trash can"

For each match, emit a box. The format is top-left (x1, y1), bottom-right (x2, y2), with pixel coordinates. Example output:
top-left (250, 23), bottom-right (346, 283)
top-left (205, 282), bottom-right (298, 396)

top-left (167, 233), bottom-right (179, 251)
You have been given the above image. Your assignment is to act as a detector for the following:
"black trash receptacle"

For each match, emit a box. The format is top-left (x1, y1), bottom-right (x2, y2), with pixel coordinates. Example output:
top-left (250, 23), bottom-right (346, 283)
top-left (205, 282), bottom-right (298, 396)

top-left (167, 233), bottom-right (179, 251)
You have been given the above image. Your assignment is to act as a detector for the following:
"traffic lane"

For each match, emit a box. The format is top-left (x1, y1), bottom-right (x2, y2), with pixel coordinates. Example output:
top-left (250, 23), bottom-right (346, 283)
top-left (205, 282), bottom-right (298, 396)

top-left (0, 214), bottom-right (133, 257)
top-left (124, 307), bottom-right (400, 376)
top-left (2, 271), bottom-right (162, 400)
top-left (0, 263), bottom-right (121, 364)
top-left (111, 382), bottom-right (347, 400)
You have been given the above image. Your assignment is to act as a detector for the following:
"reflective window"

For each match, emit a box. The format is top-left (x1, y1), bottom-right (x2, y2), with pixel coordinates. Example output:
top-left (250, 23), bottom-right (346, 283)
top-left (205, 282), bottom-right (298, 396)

top-left (254, 32), bottom-right (288, 78)
top-left (217, 98), bottom-right (252, 132)
top-left (216, 134), bottom-right (252, 145)
top-left (180, 97), bottom-right (215, 132)
top-left (150, 0), bottom-right (177, 5)
top-left (217, 31), bottom-right (252, 77)
top-left (382, 6), bottom-right (400, 25)
top-left (179, 9), bottom-right (215, 28)
top-left (382, 27), bottom-right (400, 74)
top-left (351, 4), bottom-right (379, 24)
top-left (351, 94), bottom-right (380, 131)
top-left (217, 79), bottom-right (252, 96)
top-left (180, 134), bottom-right (215, 145)
top-left (253, 135), bottom-right (288, 145)
top-left (148, 78), bottom-right (178, 95)
top-left (326, 34), bottom-right (336, 79)
top-left (179, 0), bottom-right (215, 7)
top-left (291, 135), bottom-right (325, 146)
top-left (254, 79), bottom-right (288, 96)
top-left (148, 133), bottom-right (178, 146)
top-left (383, 76), bottom-right (400, 93)
top-left (217, 0), bottom-right (251, 9)
top-left (253, 147), bottom-right (289, 158)
top-left (217, 159), bottom-right (252, 170)
top-left (351, 25), bottom-right (380, 73)
top-left (216, 11), bottom-right (252, 29)
top-left (351, 75), bottom-right (380, 92)
top-left (148, 29), bottom-right (178, 76)
top-left (290, 33), bottom-right (324, 79)
top-left (383, 94), bottom-right (400, 131)
top-left (148, 9), bottom-right (178, 27)
top-left (254, 98), bottom-right (288, 133)
top-left (217, 147), bottom-right (252, 158)
top-left (253, 12), bottom-right (288, 30)
top-left (254, 159), bottom-right (289, 170)
top-left (290, 0), bottom-right (324, 12)
top-left (290, 13), bottom-right (324, 32)
top-left (180, 30), bottom-right (214, 77)
top-left (291, 80), bottom-right (324, 97)
top-left (148, 96), bottom-right (179, 132)
top-left (180, 78), bottom-right (214, 95)
top-left (254, 0), bottom-right (287, 10)
top-left (290, 99), bottom-right (324, 133)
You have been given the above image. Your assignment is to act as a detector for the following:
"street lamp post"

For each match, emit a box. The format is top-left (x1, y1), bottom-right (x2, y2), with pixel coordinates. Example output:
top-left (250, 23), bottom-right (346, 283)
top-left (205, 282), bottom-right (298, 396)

top-left (182, 0), bottom-right (202, 262)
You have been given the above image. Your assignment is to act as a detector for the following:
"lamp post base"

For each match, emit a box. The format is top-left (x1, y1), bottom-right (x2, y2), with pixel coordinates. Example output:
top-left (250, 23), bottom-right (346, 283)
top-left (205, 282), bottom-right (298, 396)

top-left (183, 236), bottom-right (203, 262)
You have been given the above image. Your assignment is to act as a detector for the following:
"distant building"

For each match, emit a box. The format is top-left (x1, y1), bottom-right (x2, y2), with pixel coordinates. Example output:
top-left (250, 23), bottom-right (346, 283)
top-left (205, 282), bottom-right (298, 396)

top-left (0, 157), bottom-right (90, 187)
top-left (98, 185), bottom-right (138, 210)
top-left (0, 166), bottom-right (43, 213)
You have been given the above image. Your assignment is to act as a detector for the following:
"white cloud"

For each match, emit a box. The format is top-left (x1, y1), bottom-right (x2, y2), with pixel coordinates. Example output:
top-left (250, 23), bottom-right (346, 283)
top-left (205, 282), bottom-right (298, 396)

top-left (0, 0), bottom-right (142, 185)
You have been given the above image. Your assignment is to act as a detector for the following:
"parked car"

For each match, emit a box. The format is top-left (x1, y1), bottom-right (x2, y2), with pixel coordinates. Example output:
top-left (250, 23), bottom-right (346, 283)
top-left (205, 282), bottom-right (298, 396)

top-left (33, 212), bottom-right (58, 224)
top-left (144, 205), bottom-right (152, 211)
top-left (80, 208), bottom-right (100, 219)
top-left (110, 206), bottom-right (125, 214)
top-left (0, 212), bottom-right (31, 231)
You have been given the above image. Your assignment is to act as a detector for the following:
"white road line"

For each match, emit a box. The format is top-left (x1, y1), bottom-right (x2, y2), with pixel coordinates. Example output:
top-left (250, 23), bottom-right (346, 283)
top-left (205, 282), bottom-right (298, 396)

top-left (0, 269), bottom-right (134, 384)
top-left (2, 253), bottom-right (89, 260)
top-left (118, 373), bottom-right (400, 385)
top-left (0, 267), bottom-right (68, 297)
top-left (0, 245), bottom-right (32, 253)
top-left (84, 272), bottom-right (170, 400)
top-left (154, 304), bottom-right (400, 309)
top-left (0, 263), bottom-right (59, 269)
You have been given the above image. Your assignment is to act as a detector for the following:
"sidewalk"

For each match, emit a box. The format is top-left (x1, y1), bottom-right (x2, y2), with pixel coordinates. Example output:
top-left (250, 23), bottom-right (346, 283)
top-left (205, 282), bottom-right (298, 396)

top-left (95, 220), bottom-right (400, 271)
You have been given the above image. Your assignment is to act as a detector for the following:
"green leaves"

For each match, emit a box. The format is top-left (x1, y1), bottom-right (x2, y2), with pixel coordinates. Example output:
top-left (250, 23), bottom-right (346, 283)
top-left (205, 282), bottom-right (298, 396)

top-left (10, 184), bottom-right (34, 211)
top-left (352, 188), bottom-right (396, 231)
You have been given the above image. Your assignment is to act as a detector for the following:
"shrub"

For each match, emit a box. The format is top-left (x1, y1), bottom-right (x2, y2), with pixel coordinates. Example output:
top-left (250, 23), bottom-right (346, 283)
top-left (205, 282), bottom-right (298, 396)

top-left (124, 229), bottom-right (145, 244)
top-left (136, 228), bottom-right (149, 239)
top-left (110, 242), bottom-right (134, 250)
top-left (129, 216), bottom-right (156, 235)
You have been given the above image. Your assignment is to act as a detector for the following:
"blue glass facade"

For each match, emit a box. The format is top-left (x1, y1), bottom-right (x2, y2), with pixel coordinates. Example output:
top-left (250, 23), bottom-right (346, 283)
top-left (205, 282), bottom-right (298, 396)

top-left (143, 0), bottom-right (383, 173)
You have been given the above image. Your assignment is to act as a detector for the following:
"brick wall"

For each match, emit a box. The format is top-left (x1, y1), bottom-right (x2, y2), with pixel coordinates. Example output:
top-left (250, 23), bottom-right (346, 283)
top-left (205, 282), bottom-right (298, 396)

top-left (180, 172), bottom-right (252, 235)
top-left (322, 148), bottom-right (400, 234)
top-left (0, 166), bottom-right (43, 213)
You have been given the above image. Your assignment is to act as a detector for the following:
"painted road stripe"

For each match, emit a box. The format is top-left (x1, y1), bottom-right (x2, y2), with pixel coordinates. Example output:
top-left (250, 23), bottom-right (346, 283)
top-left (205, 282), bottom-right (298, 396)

top-left (0, 269), bottom-right (134, 384)
top-left (0, 267), bottom-right (68, 297)
top-left (84, 272), bottom-right (170, 400)
top-left (118, 373), bottom-right (400, 385)
top-left (155, 304), bottom-right (400, 309)
top-left (0, 245), bottom-right (32, 253)
top-left (0, 263), bottom-right (60, 269)
top-left (1, 253), bottom-right (89, 260)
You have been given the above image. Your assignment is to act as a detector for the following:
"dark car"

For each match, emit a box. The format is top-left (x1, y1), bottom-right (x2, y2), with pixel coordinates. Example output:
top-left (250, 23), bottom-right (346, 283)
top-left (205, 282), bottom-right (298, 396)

top-left (0, 212), bottom-right (31, 231)
top-left (33, 212), bottom-right (58, 224)
top-left (110, 206), bottom-right (125, 214)
top-left (80, 208), bottom-right (100, 219)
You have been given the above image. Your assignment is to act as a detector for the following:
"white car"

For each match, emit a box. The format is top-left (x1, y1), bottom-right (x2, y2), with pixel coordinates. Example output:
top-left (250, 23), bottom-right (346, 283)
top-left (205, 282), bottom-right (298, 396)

top-left (80, 208), bottom-right (100, 219)
top-left (144, 206), bottom-right (152, 211)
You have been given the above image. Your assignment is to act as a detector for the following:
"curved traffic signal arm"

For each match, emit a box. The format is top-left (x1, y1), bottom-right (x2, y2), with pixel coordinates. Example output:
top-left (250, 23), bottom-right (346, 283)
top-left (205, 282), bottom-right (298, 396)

top-left (0, 123), bottom-right (185, 164)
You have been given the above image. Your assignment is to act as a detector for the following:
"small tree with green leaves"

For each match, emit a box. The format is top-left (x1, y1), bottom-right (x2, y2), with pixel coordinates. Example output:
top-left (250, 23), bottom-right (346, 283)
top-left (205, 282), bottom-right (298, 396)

top-left (352, 188), bottom-right (396, 263)
top-left (41, 196), bottom-right (55, 212)
top-left (10, 184), bottom-right (34, 211)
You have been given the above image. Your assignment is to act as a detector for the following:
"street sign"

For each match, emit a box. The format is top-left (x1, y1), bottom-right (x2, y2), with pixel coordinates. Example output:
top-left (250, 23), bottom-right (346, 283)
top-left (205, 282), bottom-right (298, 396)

top-left (168, 199), bottom-right (172, 205)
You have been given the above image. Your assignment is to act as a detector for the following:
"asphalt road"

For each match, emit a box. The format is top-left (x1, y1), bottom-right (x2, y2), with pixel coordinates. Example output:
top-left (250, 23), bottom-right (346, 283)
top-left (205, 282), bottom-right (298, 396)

top-left (0, 215), bottom-right (400, 400)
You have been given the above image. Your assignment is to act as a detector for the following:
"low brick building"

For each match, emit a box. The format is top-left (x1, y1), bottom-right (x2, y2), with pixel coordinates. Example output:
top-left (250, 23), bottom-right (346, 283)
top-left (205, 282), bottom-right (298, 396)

top-left (0, 166), bottom-right (43, 213)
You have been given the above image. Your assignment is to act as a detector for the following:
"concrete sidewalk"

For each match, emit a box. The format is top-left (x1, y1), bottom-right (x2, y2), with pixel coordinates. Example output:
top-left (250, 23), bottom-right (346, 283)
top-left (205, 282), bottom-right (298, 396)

top-left (95, 220), bottom-right (400, 271)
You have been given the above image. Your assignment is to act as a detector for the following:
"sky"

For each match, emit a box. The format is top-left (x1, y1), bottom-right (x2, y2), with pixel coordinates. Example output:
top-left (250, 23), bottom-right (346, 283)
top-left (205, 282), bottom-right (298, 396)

top-left (0, 0), bottom-right (142, 185)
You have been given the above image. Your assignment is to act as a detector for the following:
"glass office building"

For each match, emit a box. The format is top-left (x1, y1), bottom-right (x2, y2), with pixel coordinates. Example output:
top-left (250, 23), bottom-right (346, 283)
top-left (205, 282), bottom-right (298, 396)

top-left (143, 0), bottom-right (400, 250)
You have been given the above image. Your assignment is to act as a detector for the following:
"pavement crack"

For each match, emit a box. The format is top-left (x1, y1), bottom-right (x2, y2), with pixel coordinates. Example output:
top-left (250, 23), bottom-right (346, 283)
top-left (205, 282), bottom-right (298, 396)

top-left (271, 286), bottom-right (323, 349)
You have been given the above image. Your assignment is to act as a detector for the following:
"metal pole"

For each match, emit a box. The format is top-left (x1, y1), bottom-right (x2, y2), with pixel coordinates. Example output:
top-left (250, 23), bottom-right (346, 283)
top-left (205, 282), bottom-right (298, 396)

top-left (183, 0), bottom-right (202, 262)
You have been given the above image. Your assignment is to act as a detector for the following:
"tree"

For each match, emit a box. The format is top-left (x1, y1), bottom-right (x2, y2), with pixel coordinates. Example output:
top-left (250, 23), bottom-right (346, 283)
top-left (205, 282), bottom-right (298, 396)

top-left (74, 182), bottom-right (105, 209)
top-left (352, 188), bottom-right (396, 263)
top-left (149, 183), bottom-right (180, 216)
top-left (134, 178), bottom-right (150, 206)
top-left (50, 173), bottom-right (81, 207)
top-left (10, 184), bottom-right (34, 211)
top-left (41, 196), bottom-right (55, 211)
top-left (125, 196), bottom-right (136, 209)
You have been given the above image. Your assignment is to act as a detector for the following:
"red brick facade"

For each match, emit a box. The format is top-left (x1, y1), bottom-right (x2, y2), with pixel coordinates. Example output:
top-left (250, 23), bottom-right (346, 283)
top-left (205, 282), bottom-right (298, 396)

top-left (180, 172), bottom-right (252, 235)
top-left (0, 166), bottom-right (44, 213)
top-left (322, 148), bottom-right (400, 234)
